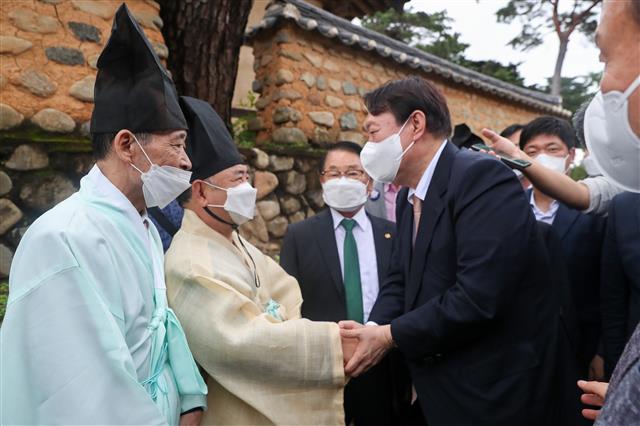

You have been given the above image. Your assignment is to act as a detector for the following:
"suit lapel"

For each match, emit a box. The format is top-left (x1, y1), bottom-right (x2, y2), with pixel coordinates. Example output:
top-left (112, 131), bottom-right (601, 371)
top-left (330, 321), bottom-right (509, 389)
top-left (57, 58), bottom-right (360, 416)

top-left (370, 215), bottom-right (391, 286)
top-left (313, 209), bottom-right (344, 297)
top-left (405, 143), bottom-right (455, 311)
top-left (552, 202), bottom-right (580, 240)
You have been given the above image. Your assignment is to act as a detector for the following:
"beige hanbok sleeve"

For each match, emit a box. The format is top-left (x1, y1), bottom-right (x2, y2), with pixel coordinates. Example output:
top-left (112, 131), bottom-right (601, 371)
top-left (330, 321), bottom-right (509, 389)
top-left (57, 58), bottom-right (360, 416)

top-left (166, 211), bottom-right (345, 425)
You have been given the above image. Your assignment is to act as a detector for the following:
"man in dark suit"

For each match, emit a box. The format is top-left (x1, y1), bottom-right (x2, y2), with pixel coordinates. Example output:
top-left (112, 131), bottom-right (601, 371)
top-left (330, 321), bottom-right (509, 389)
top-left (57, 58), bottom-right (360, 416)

top-left (340, 76), bottom-right (564, 425)
top-left (281, 142), bottom-right (412, 426)
top-left (600, 192), bottom-right (640, 378)
top-left (520, 116), bottom-right (607, 379)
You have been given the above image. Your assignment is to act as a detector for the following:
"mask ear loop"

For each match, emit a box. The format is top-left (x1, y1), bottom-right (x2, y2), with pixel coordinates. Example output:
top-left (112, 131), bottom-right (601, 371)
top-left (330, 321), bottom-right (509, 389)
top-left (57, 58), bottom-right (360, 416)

top-left (396, 114), bottom-right (416, 160)
top-left (203, 180), bottom-right (228, 209)
top-left (132, 134), bottom-right (154, 166)
top-left (622, 75), bottom-right (640, 100)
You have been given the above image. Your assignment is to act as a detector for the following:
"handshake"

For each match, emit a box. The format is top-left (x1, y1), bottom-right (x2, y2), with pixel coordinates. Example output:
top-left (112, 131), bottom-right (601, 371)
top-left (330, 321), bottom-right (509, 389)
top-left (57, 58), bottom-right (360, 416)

top-left (338, 321), bottom-right (395, 378)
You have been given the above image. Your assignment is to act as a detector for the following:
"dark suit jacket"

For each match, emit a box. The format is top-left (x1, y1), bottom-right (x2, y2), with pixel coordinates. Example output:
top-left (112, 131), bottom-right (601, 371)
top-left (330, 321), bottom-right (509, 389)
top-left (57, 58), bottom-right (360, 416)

top-left (601, 192), bottom-right (640, 378)
top-left (281, 209), bottom-right (411, 426)
top-left (369, 142), bottom-right (562, 425)
top-left (528, 188), bottom-right (607, 370)
top-left (280, 208), bottom-right (394, 320)
top-left (537, 221), bottom-right (585, 426)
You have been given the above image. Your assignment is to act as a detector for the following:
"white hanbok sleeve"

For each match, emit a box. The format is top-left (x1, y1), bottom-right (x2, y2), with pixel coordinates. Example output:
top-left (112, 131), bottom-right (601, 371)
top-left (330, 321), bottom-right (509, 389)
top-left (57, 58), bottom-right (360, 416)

top-left (0, 265), bottom-right (167, 425)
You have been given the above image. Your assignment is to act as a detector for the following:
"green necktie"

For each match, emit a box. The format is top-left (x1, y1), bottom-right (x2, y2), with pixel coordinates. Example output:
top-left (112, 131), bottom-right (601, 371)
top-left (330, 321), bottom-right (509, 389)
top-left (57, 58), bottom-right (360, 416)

top-left (341, 219), bottom-right (364, 323)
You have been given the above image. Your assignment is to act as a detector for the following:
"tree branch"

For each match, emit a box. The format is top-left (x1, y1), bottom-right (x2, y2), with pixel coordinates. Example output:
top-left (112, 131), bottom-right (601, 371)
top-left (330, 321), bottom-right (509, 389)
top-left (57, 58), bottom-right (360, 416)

top-left (551, 0), bottom-right (562, 36)
top-left (568, 0), bottom-right (601, 36)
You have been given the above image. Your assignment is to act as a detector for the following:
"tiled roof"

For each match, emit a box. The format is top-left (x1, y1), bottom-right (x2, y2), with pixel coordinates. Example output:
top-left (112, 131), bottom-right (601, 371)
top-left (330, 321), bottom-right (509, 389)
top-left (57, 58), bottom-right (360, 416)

top-left (246, 0), bottom-right (571, 117)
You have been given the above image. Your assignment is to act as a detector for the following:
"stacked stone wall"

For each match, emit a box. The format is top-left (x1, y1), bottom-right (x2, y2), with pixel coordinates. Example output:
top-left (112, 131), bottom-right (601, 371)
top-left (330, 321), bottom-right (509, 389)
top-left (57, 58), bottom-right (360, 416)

top-left (249, 23), bottom-right (547, 147)
top-left (0, 0), bottom-right (166, 133)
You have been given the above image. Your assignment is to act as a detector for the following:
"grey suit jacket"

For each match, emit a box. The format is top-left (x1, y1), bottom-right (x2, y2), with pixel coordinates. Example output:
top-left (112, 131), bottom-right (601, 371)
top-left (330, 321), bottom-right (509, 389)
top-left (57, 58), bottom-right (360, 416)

top-left (596, 323), bottom-right (640, 425)
top-left (365, 181), bottom-right (388, 221)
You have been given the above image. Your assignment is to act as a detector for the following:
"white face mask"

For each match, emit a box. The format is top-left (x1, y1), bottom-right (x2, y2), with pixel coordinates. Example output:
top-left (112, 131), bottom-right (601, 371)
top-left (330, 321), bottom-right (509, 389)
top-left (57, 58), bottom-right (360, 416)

top-left (582, 156), bottom-right (602, 177)
top-left (205, 181), bottom-right (257, 225)
top-left (584, 75), bottom-right (640, 192)
top-left (322, 177), bottom-right (368, 212)
top-left (130, 136), bottom-right (192, 209)
top-left (360, 117), bottom-right (415, 183)
top-left (535, 153), bottom-right (569, 174)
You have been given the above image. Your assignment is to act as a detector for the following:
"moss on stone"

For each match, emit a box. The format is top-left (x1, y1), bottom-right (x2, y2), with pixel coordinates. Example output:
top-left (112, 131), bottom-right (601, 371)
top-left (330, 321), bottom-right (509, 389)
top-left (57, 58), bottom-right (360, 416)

top-left (0, 127), bottom-right (91, 153)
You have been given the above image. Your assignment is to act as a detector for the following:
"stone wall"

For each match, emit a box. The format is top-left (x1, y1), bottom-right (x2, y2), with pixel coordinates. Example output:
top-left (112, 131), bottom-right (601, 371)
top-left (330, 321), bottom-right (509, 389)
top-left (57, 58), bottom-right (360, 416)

top-left (0, 0), bottom-right (166, 132)
top-left (249, 23), bottom-right (551, 147)
top-left (239, 146), bottom-right (324, 258)
top-left (0, 141), bottom-right (93, 277)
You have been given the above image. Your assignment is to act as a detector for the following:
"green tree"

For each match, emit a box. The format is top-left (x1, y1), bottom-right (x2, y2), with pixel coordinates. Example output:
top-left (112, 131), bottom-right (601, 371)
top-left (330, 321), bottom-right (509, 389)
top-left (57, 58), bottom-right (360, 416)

top-left (554, 72), bottom-right (600, 113)
top-left (496, 0), bottom-right (601, 96)
top-left (528, 72), bottom-right (600, 113)
top-left (361, 8), bottom-right (526, 86)
top-left (361, 8), bottom-right (469, 61)
top-left (460, 59), bottom-right (525, 86)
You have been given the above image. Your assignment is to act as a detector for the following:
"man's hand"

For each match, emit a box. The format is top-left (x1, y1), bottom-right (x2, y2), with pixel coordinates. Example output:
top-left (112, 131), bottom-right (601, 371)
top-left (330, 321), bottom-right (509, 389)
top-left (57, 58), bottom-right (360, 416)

top-left (341, 334), bottom-right (358, 366)
top-left (480, 128), bottom-right (523, 159)
top-left (588, 354), bottom-right (605, 381)
top-left (339, 321), bottom-right (394, 377)
top-left (179, 409), bottom-right (203, 426)
top-left (577, 380), bottom-right (609, 421)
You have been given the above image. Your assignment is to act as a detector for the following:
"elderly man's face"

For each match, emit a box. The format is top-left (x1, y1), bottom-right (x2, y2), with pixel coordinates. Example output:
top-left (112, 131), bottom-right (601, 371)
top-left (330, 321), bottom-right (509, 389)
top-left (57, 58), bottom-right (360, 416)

top-left (320, 149), bottom-right (371, 188)
top-left (596, 0), bottom-right (640, 136)
top-left (202, 164), bottom-right (250, 219)
top-left (132, 129), bottom-right (191, 171)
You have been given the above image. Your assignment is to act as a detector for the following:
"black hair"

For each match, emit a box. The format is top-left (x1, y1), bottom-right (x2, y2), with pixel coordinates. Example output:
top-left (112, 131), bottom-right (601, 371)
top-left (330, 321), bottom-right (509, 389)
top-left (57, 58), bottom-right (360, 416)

top-left (519, 116), bottom-right (576, 151)
top-left (571, 99), bottom-right (591, 148)
top-left (90, 131), bottom-right (151, 160)
top-left (319, 141), bottom-right (363, 172)
top-left (364, 75), bottom-right (452, 139)
top-left (500, 124), bottom-right (524, 139)
top-left (177, 187), bottom-right (192, 206)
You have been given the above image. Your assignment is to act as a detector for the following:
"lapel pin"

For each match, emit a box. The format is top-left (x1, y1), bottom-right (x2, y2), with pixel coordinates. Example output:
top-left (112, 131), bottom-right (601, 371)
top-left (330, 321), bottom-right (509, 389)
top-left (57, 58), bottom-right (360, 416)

top-left (384, 232), bottom-right (391, 239)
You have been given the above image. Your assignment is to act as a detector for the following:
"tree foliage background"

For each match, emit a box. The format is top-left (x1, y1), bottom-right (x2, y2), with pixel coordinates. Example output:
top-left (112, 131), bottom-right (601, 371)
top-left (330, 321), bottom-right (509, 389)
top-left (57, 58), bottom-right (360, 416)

top-left (361, 7), bottom-right (525, 86)
top-left (496, 0), bottom-right (601, 97)
top-left (360, 4), bottom-right (601, 113)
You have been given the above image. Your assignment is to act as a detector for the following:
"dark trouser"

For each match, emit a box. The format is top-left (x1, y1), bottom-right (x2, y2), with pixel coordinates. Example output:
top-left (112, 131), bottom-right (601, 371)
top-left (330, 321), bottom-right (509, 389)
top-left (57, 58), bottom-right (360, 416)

top-left (344, 360), bottom-right (394, 426)
top-left (345, 352), bottom-right (426, 426)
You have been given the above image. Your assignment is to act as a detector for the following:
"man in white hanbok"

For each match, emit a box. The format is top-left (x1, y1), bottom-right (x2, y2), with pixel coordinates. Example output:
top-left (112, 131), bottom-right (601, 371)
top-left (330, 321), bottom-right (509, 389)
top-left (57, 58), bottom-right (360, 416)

top-left (0, 5), bottom-right (207, 425)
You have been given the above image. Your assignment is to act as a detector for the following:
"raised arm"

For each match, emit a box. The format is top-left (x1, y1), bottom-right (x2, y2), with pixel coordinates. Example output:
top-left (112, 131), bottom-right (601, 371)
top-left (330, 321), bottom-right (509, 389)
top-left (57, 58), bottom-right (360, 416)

top-left (481, 128), bottom-right (591, 210)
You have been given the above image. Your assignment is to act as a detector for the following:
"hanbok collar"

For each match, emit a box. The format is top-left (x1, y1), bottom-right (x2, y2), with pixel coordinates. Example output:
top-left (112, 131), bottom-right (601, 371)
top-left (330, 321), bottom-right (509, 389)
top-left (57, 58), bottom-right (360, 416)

top-left (85, 165), bottom-right (150, 244)
top-left (181, 208), bottom-right (237, 249)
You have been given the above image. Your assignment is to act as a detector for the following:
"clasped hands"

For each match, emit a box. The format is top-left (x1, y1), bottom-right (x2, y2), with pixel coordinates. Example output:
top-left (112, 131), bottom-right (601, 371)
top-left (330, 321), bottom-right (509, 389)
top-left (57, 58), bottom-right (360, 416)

top-left (339, 321), bottom-right (394, 377)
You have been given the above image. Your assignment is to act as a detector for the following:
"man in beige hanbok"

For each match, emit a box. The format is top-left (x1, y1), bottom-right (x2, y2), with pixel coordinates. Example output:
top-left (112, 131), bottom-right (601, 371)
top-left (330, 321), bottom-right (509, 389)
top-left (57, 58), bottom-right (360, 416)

top-left (165, 96), bottom-right (350, 426)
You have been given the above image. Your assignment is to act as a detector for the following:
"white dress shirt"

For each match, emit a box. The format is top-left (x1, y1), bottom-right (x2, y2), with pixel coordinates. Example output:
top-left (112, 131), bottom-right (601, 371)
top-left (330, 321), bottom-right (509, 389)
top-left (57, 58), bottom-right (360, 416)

top-left (529, 191), bottom-right (559, 225)
top-left (330, 206), bottom-right (379, 322)
top-left (408, 139), bottom-right (448, 205)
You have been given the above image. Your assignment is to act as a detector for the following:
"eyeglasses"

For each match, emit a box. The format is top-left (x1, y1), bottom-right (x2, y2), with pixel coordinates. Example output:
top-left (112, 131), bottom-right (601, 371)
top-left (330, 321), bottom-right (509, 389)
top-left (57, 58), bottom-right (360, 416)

top-left (320, 169), bottom-right (367, 179)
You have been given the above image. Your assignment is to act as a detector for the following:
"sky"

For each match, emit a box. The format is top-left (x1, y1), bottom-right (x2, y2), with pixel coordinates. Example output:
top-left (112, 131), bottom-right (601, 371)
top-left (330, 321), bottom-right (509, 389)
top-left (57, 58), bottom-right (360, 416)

top-left (406, 0), bottom-right (603, 87)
